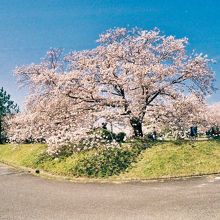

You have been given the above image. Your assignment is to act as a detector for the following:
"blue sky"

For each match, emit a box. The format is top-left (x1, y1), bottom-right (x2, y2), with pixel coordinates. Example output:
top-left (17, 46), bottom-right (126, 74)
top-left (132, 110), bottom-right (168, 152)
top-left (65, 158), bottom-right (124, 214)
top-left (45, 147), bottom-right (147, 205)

top-left (0, 0), bottom-right (220, 107)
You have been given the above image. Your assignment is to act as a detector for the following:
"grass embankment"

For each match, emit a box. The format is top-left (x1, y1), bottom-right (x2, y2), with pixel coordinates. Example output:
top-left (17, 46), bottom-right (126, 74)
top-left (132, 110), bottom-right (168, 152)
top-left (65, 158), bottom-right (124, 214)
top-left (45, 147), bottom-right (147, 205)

top-left (121, 140), bottom-right (220, 179)
top-left (0, 143), bottom-right (143, 178)
top-left (0, 144), bottom-right (46, 168)
top-left (0, 140), bottom-right (220, 180)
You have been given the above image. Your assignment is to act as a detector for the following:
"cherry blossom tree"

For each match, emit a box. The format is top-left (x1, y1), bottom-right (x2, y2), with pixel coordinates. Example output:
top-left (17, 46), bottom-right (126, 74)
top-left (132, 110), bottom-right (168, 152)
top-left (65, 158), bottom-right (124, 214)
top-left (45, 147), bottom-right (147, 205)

top-left (65, 28), bottom-right (215, 136)
top-left (9, 27), bottom-right (215, 153)
top-left (206, 102), bottom-right (220, 128)
top-left (143, 94), bottom-right (209, 139)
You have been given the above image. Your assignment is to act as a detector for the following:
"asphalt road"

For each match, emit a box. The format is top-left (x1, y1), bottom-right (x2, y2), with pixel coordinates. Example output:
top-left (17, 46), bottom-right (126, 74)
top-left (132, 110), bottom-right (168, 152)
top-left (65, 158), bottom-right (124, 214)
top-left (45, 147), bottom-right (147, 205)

top-left (0, 163), bottom-right (220, 220)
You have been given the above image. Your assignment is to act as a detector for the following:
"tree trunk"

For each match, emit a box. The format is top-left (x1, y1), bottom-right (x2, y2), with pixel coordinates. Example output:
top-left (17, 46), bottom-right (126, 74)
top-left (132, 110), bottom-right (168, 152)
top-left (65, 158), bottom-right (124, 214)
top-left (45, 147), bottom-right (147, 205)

top-left (130, 117), bottom-right (143, 137)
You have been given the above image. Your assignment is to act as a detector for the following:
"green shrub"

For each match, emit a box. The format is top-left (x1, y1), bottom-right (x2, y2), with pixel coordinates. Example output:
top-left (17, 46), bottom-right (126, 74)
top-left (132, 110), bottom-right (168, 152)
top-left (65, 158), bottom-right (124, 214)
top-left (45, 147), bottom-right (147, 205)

top-left (101, 129), bottom-right (115, 141)
top-left (71, 144), bottom-right (143, 177)
top-left (101, 129), bottom-right (126, 143)
top-left (115, 132), bottom-right (126, 143)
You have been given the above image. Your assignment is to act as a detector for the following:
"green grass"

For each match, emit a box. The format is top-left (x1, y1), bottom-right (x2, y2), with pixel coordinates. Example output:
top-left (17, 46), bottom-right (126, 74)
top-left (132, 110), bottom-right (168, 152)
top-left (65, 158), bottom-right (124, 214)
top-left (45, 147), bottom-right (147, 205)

top-left (0, 143), bottom-right (90, 176)
top-left (0, 140), bottom-right (220, 180)
top-left (120, 140), bottom-right (220, 179)
top-left (0, 143), bottom-right (46, 167)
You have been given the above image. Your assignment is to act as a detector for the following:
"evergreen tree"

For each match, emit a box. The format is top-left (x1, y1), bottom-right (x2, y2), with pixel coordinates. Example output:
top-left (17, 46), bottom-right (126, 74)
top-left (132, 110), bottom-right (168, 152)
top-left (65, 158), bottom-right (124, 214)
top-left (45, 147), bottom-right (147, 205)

top-left (0, 87), bottom-right (19, 143)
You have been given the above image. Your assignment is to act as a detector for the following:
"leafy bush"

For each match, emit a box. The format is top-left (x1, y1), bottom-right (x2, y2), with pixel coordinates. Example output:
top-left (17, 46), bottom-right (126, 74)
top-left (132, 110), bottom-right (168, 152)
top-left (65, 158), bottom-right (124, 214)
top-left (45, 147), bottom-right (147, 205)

top-left (71, 144), bottom-right (143, 177)
top-left (101, 129), bottom-right (126, 143)
top-left (101, 129), bottom-right (115, 141)
top-left (115, 132), bottom-right (126, 143)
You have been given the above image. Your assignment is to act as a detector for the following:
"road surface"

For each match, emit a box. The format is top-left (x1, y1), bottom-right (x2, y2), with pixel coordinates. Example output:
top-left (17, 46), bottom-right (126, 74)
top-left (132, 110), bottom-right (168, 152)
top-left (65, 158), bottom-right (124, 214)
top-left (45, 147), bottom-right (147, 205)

top-left (0, 163), bottom-right (220, 220)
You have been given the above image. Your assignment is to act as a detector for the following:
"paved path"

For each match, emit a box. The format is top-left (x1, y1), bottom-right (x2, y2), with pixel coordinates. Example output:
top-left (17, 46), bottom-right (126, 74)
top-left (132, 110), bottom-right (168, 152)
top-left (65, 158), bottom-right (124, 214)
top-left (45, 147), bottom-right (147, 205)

top-left (0, 163), bottom-right (220, 220)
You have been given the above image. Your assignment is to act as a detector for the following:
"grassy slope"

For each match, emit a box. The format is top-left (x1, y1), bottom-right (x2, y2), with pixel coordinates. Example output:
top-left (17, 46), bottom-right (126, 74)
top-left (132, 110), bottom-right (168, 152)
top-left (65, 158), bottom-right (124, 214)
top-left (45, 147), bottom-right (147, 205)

top-left (120, 140), bottom-right (220, 179)
top-left (0, 140), bottom-right (220, 180)
top-left (0, 144), bottom-right (46, 168)
top-left (0, 144), bottom-right (89, 176)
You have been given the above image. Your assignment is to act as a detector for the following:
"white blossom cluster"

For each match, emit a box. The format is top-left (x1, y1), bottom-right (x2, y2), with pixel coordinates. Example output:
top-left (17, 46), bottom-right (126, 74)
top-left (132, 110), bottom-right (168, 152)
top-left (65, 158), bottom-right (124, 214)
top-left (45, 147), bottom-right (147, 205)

top-left (143, 94), bottom-right (213, 138)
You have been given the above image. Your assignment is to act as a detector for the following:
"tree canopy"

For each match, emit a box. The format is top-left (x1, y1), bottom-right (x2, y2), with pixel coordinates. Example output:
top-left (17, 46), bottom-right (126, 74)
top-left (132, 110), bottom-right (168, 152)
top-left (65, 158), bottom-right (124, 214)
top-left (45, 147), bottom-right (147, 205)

top-left (0, 87), bottom-right (19, 143)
